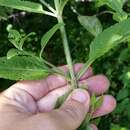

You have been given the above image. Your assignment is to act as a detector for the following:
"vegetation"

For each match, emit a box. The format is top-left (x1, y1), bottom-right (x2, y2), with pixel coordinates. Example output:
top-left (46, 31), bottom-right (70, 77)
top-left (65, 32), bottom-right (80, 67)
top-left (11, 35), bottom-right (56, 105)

top-left (0, 0), bottom-right (130, 129)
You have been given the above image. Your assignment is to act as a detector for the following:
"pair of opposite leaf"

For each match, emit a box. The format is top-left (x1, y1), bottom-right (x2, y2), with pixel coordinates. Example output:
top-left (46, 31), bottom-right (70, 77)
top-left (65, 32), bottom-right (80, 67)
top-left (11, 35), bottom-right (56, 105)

top-left (0, 18), bottom-right (130, 82)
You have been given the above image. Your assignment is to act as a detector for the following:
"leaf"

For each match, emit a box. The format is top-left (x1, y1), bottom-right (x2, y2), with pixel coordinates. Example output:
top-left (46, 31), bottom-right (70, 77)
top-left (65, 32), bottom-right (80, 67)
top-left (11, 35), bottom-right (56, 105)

top-left (8, 29), bottom-right (36, 50)
top-left (40, 23), bottom-right (64, 57)
top-left (0, 0), bottom-right (44, 13)
top-left (89, 18), bottom-right (130, 62)
top-left (96, 0), bottom-right (127, 9)
top-left (90, 94), bottom-right (103, 112)
top-left (95, 0), bottom-right (128, 21)
top-left (7, 49), bottom-right (23, 59)
top-left (78, 15), bottom-right (103, 37)
top-left (77, 18), bottom-right (130, 79)
top-left (91, 118), bottom-right (101, 126)
top-left (114, 98), bottom-right (129, 114)
top-left (117, 88), bottom-right (128, 101)
top-left (113, 11), bottom-right (128, 22)
top-left (7, 49), bottom-right (35, 59)
top-left (0, 56), bottom-right (50, 80)
top-left (8, 29), bottom-right (22, 50)
top-left (127, 103), bottom-right (130, 118)
top-left (55, 89), bottom-right (73, 108)
top-left (94, 95), bottom-right (104, 111)
top-left (118, 48), bottom-right (129, 63)
top-left (20, 32), bottom-right (36, 49)
top-left (0, 7), bottom-right (8, 20)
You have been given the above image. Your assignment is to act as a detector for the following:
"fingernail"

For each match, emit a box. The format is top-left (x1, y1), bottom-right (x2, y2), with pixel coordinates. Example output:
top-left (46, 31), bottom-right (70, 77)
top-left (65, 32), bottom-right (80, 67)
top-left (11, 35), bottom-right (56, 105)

top-left (71, 90), bottom-right (87, 103)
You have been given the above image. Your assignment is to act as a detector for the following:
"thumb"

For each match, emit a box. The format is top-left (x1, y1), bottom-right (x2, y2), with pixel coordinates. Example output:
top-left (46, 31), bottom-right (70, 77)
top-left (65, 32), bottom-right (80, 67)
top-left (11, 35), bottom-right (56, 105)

top-left (23, 89), bottom-right (90, 130)
top-left (49, 89), bottom-right (90, 130)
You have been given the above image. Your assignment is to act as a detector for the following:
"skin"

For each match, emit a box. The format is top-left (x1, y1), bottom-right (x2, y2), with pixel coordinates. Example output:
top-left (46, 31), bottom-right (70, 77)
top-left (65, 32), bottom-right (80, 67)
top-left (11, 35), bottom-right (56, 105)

top-left (0, 64), bottom-right (116, 130)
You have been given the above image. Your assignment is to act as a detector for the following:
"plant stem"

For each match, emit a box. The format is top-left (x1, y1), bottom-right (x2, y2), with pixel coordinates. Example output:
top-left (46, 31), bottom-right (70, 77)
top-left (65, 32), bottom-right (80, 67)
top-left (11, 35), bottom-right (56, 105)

top-left (40, 0), bottom-right (56, 14)
top-left (57, 16), bottom-right (78, 89)
top-left (42, 58), bottom-right (65, 76)
top-left (77, 60), bottom-right (93, 80)
top-left (43, 10), bottom-right (56, 17)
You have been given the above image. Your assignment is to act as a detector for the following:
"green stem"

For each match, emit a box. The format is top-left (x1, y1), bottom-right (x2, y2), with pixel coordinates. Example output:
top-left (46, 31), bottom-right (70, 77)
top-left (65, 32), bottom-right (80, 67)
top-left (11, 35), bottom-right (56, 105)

top-left (43, 10), bottom-right (56, 17)
top-left (57, 16), bottom-right (78, 89)
top-left (54, 0), bottom-right (60, 11)
top-left (77, 60), bottom-right (93, 80)
top-left (41, 58), bottom-right (65, 76)
top-left (40, 0), bottom-right (56, 14)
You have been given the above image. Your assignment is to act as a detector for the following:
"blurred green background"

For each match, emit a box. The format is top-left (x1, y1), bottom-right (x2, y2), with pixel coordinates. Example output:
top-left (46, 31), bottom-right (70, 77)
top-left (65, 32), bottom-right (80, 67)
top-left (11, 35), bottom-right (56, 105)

top-left (0, 0), bottom-right (130, 129)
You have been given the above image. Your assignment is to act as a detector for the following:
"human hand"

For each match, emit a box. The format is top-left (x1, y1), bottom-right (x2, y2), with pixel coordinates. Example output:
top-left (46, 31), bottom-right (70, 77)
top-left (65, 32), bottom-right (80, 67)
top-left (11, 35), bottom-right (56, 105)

top-left (0, 64), bottom-right (116, 130)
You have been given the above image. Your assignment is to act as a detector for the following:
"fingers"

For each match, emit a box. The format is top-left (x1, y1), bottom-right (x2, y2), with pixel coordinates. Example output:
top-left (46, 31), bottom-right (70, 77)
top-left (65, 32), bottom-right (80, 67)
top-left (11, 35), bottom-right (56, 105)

top-left (38, 93), bottom-right (116, 120)
top-left (22, 89), bottom-right (90, 130)
top-left (79, 75), bottom-right (110, 95)
top-left (92, 95), bottom-right (116, 118)
top-left (37, 75), bottom-right (110, 112)
top-left (57, 89), bottom-right (90, 129)
top-left (10, 63), bottom-right (93, 100)
top-left (37, 85), bottom-right (70, 112)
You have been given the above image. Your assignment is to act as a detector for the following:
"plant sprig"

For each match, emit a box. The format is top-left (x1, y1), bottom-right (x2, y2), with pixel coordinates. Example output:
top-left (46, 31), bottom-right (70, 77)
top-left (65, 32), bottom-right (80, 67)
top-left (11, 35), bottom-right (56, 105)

top-left (0, 0), bottom-right (130, 130)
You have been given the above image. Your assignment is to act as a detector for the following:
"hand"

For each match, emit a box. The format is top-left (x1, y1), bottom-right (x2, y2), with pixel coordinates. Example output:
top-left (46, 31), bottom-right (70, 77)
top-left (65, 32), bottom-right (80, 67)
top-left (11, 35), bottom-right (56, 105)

top-left (0, 64), bottom-right (116, 130)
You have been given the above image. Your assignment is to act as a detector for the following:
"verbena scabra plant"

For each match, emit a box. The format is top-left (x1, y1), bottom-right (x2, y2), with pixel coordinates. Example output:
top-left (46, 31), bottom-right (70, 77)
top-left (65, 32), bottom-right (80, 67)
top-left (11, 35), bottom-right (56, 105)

top-left (0, 0), bottom-right (130, 129)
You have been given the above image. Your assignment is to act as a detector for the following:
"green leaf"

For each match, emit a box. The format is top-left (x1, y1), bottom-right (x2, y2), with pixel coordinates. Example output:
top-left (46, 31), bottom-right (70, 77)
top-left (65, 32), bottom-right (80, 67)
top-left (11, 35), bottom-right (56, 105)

top-left (118, 48), bottom-right (129, 63)
top-left (127, 103), bottom-right (130, 118)
top-left (20, 32), bottom-right (36, 49)
top-left (7, 49), bottom-right (23, 59)
top-left (91, 118), bottom-right (101, 126)
top-left (8, 29), bottom-right (22, 50)
top-left (95, 0), bottom-right (128, 22)
top-left (0, 0), bottom-right (44, 13)
top-left (114, 98), bottom-right (129, 114)
top-left (40, 23), bottom-right (64, 57)
top-left (117, 88), bottom-right (128, 101)
top-left (89, 18), bottom-right (130, 62)
top-left (113, 11), bottom-right (128, 22)
top-left (0, 56), bottom-right (50, 80)
top-left (95, 0), bottom-right (107, 7)
top-left (55, 89), bottom-right (73, 108)
top-left (90, 94), bottom-right (103, 112)
top-left (96, 0), bottom-right (127, 9)
top-left (7, 49), bottom-right (35, 59)
top-left (0, 7), bottom-right (8, 20)
top-left (94, 95), bottom-right (104, 111)
top-left (78, 15), bottom-right (103, 37)
top-left (8, 29), bottom-right (36, 50)
top-left (77, 18), bottom-right (130, 79)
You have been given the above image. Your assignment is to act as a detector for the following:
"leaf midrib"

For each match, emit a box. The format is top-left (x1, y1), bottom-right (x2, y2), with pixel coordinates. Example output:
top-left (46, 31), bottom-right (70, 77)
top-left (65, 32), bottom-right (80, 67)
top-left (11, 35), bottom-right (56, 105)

top-left (0, 67), bottom-right (47, 72)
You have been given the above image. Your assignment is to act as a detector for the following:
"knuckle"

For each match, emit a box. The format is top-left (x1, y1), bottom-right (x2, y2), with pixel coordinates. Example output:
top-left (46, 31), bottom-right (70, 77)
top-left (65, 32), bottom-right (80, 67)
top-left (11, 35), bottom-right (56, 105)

top-left (60, 103), bottom-right (84, 122)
